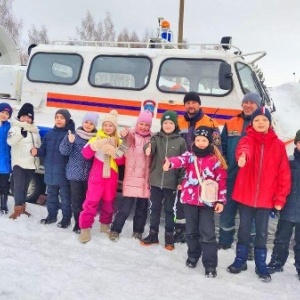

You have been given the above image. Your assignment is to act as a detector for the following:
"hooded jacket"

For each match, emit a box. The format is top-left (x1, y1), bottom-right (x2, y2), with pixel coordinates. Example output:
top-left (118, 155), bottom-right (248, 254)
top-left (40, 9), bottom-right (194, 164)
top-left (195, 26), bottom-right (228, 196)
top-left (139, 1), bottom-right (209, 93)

top-left (232, 126), bottom-right (291, 209)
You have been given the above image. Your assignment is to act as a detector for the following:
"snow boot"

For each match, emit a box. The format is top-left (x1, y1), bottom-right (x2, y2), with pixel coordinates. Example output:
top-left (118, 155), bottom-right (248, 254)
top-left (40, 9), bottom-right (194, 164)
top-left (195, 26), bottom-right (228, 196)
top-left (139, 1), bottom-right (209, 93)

top-left (73, 223), bottom-right (81, 234)
top-left (173, 224), bottom-right (186, 243)
top-left (185, 258), bottom-right (198, 268)
top-left (227, 243), bottom-right (248, 274)
top-left (132, 232), bottom-right (142, 240)
top-left (9, 205), bottom-right (24, 220)
top-left (40, 215), bottom-right (57, 224)
top-left (0, 194), bottom-right (8, 214)
top-left (57, 217), bottom-right (71, 228)
top-left (109, 231), bottom-right (120, 242)
top-left (255, 248), bottom-right (272, 282)
top-left (22, 204), bottom-right (31, 217)
top-left (79, 228), bottom-right (91, 243)
top-left (165, 232), bottom-right (175, 250)
top-left (140, 229), bottom-right (159, 246)
top-left (100, 223), bottom-right (110, 234)
top-left (205, 267), bottom-right (217, 278)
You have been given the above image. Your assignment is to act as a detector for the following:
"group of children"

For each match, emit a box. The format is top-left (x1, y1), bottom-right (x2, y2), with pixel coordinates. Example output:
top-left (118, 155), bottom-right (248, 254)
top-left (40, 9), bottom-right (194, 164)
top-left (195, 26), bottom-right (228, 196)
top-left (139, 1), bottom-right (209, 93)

top-left (0, 100), bottom-right (299, 282)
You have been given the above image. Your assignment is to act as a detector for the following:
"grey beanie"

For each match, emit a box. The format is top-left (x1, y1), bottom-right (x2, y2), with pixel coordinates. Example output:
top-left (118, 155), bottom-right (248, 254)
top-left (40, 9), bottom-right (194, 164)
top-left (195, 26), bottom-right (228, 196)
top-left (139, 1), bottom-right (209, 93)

top-left (242, 92), bottom-right (262, 107)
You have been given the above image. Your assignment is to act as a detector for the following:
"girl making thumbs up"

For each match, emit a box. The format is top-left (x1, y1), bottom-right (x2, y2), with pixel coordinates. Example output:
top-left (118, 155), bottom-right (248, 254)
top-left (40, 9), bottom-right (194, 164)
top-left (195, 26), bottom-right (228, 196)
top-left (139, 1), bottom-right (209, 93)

top-left (59, 112), bottom-right (99, 233)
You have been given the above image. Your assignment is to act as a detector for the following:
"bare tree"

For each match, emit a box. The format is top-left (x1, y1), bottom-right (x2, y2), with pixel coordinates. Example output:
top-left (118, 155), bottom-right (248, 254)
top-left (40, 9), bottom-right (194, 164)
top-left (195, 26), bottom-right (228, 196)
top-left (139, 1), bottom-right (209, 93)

top-left (102, 12), bottom-right (115, 41)
top-left (0, 0), bottom-right (22, 44)
top-left (76, 10), bottom-right (97, 40)
top-left (27, 24), bottom-right (49, 45)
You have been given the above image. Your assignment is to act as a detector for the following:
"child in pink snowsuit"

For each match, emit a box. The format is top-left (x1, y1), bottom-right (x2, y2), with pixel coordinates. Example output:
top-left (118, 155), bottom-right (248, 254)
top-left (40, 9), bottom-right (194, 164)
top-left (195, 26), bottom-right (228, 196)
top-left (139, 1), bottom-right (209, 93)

top-left (79, 110), bottom-right (124, 243)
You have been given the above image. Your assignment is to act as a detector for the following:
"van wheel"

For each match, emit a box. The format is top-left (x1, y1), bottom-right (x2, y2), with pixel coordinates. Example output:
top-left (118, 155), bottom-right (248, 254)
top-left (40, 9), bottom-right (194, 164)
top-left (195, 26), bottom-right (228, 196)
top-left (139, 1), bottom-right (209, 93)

top-left (10, 173), bottom-right (45, 203)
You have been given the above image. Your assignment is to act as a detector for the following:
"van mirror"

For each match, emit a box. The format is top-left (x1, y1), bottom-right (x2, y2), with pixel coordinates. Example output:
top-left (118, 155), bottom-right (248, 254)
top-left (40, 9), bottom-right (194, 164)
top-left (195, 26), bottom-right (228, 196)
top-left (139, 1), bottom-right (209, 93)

top-left (219, 62), bottom-right (232, 90)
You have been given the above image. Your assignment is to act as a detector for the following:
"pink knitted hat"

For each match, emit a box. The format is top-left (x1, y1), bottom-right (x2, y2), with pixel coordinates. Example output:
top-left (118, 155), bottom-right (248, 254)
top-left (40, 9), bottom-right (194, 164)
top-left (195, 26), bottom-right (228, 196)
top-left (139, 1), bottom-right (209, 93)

top-left (136, 110), bottom-right (153, 126)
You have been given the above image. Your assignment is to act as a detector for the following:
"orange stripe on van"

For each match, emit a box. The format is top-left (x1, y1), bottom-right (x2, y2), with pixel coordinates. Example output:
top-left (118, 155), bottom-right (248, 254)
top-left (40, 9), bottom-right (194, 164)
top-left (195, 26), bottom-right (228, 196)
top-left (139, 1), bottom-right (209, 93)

top-left (47, 93), bottom-right (142, 116)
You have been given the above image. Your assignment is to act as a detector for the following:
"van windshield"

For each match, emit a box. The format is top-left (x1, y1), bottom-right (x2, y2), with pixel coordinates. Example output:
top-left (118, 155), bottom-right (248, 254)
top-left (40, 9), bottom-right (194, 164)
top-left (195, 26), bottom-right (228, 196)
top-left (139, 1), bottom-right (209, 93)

top-left (89, 55), bottom-right (152, 90)
top-left (157, 58), bottom-right (229, 95)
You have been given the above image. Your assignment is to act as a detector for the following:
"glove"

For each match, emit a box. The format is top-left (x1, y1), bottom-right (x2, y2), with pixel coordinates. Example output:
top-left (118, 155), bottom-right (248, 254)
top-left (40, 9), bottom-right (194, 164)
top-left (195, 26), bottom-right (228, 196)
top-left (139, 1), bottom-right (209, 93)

top-left (21, 128), bottom-right (28, 138)
top-left (90, 138), bottom-right (109, 151)
top-left (101, 144), bottom-right (117, 158)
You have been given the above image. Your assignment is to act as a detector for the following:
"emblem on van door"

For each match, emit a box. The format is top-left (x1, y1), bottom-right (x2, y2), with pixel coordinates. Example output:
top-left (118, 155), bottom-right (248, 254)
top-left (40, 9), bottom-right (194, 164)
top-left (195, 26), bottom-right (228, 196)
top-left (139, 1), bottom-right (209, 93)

top-left (143, 100), bottom-right (156, 115)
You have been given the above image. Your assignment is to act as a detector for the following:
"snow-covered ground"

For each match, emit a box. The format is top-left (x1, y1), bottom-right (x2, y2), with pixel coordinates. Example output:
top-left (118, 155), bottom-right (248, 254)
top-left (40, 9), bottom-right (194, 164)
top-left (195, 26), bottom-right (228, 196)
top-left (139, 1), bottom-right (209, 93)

top-left (1, 83), bottom-right (300, 300)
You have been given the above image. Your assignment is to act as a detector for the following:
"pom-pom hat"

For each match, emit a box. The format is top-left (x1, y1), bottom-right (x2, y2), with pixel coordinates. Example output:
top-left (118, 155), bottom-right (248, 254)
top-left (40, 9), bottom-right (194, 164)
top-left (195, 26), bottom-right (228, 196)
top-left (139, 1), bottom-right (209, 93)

top-left (102, 109), bottom-right (118, 129)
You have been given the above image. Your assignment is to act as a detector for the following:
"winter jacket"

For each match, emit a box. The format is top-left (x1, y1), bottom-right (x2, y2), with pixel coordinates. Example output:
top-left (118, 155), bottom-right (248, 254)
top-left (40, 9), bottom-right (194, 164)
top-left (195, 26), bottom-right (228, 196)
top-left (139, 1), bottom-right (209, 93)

top-left (0, 121), bottom-right (11, 174)
top-left (7, 119), bottom-right (41, 170)
top-left (168, 152), bottom-right (227, 206)
top-left (146, 131), bottom-right (187, 190)
top-left (221, 113), bottom-right (251, 195)
top-left (280, 149), bottom-right (300, 223)
top-left (37, 120), bottom-right (75, 185)
top-left (59, 126), bottom-right (97, 181)
top-left (82, 130), bottom-right (125, 202)
top-left (232, 126), bottom-right (291, 209)
top-left (178, 112), bottom-right (221, 151)
top-left (122, 129), bottom-right (151, 198)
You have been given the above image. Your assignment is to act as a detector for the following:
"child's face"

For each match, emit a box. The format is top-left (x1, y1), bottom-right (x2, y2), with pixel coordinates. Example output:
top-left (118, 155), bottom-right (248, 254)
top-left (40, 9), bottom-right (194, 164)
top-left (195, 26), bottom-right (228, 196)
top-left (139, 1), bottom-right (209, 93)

top-left (252, 115), bottom-right (270, 133)
top-left (102, 121), bottom-right (116, 136)
top-left (194, 136), bottom-right (209, 149)
top-left (55, 114), bottom-right (67, 128)
top-left (83, 120), bottom-right (95, 133)
top-left (137, 122), bottom-right (150, 133)
top-left (296, 141), bottom-right (300, 151)
top-left (162, 120), bottom-right (175, 134)
top-left (0, 111), bottom-right (10, 122)
top-left (19, 115), bottom-right (33, 124)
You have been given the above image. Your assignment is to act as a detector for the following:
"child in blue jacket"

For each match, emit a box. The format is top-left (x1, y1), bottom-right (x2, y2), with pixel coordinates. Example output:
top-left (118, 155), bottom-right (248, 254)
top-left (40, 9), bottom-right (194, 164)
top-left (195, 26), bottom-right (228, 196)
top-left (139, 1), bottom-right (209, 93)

top-left (32, 109), bottom-right (75, 228)
top-left (0, 103), bottom-right (12, 214)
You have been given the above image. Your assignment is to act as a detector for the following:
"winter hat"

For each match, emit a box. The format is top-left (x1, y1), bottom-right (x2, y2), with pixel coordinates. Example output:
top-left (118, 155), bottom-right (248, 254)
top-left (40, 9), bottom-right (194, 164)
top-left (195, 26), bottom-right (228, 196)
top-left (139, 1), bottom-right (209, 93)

top-left (161, 110), bottom-right (178, 127)
top-left (0, 102), bottom-right (13, 118)
top-left (137, 110), bottom-right (153, 126)
top-left (17, 103), bottom-right (34, 121)
top-left (294, 130), bottom-right (300, 145)
top-left (82, 112), bottom-right (99, 127)
top-left (242, 92), bottom-right (262, 107)
top-left (102, 109), bottom-right (118, 129)
top-left (183, 91), bottom-right (201, 105)
top-left (56, 109), bottom-right (71, 124)
top-left (251, 107), bottom-right (272, 124)
top-left (193, 126), bottom-right (213, 144)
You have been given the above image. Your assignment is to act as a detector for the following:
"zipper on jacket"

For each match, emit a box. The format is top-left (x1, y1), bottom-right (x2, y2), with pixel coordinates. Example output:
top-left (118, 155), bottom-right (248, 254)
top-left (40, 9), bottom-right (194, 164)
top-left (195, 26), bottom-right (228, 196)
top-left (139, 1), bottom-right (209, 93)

top-left (254, 142), bottom-right (264, 207)
top-left (160, 135), bottom-right (169, 189)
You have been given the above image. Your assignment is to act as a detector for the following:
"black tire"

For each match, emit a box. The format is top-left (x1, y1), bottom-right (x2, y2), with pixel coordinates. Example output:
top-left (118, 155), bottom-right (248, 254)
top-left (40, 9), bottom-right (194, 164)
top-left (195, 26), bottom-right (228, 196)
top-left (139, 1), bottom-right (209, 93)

top-left (10, 173), bottom-right (45, 203)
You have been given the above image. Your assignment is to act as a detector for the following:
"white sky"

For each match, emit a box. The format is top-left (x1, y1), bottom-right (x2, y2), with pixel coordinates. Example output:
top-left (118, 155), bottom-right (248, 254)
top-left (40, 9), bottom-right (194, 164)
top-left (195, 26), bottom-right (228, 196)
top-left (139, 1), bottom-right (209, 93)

top-left (12, 0), bottom-right (300, 87)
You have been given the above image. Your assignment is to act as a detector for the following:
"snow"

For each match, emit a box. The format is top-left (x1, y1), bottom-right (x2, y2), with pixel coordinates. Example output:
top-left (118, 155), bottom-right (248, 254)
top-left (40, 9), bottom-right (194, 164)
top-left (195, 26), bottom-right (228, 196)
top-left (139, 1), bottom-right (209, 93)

top-left (1, 83), bottom-right (300, 300)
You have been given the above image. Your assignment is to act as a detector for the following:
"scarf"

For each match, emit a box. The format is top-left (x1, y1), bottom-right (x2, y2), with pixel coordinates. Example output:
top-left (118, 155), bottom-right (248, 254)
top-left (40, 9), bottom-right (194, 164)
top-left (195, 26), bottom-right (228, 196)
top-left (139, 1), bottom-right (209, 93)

top-left (192, 144), bottom-right (214, 157)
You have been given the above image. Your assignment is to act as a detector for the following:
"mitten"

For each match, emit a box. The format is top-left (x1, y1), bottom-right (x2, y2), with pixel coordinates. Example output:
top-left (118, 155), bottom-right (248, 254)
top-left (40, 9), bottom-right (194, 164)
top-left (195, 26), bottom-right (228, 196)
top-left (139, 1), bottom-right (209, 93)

top-left (101, 144), bottom-right (117, 158)
top-left (90, 138), bottom-right (109, 151)
top-left (21, 128), bottom-right (28, 138)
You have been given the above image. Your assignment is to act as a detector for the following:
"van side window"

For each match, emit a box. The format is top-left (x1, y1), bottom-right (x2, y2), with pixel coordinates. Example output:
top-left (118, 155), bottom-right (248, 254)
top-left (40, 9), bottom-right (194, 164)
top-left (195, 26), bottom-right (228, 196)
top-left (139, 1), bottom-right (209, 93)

top-left (236, 62), bottom-right (261, 95)
top-left (158, 58), bottom-right (229, 95)
top-left (89, 55), bottom-right (152, 90)
top-left (27, 53), bottom-right (83, 84)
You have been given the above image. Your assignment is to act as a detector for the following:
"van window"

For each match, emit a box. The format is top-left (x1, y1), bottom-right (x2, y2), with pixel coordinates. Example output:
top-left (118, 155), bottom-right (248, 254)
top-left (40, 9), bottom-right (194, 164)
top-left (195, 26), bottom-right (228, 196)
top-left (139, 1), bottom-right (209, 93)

top-left (89, 55), bottom-right (152, 90)
top-left (236, 62), bottom-right (261, 95)
top-left (158, 58), bottom-right (228, 95)
top-left (27, 53), bottom-right (83, 84)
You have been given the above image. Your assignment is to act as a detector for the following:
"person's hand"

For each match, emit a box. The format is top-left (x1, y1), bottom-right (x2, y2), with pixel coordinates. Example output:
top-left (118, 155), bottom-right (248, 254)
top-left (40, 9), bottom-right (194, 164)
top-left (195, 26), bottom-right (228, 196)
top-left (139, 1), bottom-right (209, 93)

top-left (238, 152), bottom-right (246, 167)
top-left (120, 126), bottom-right (129, 138)
top-left (21, 128), bottom-right (27, 138)
top-left (101, 144), bottom-right (116, 158)
top-left (68, 130), bottom-right (76, 143)
top-left (145, 143), bottom-right (151, 156)
top-left (90, 137), bottom-right (108, 151)
top-left (274, 205), bottom-right (282, 211)
top-left (214, 203), bottom-right (224, 213)
top-left (31, 148), bottom-right (37, 156)
top-left (163, 157), bottom-right (171, 171)
top-left (177, 184), bottom-right (182, 190)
